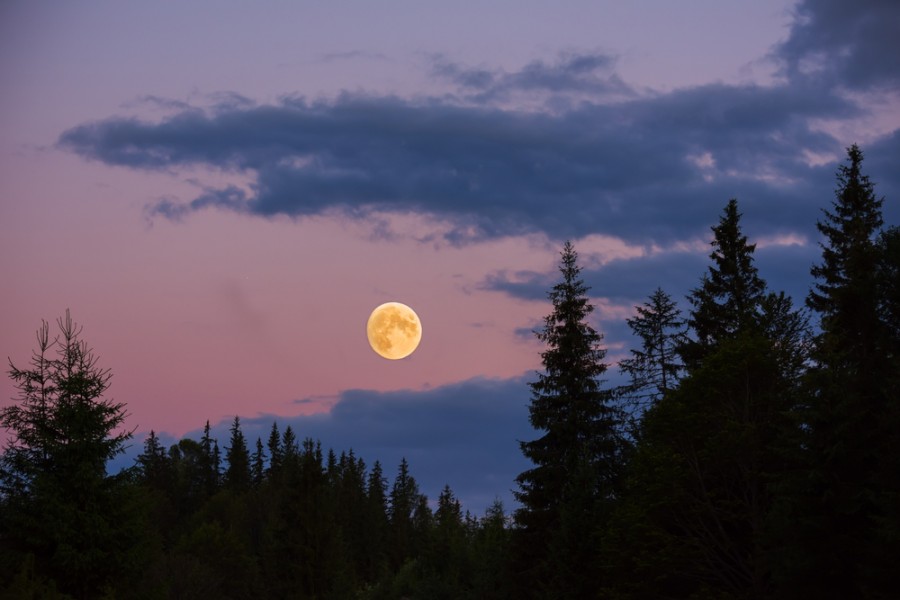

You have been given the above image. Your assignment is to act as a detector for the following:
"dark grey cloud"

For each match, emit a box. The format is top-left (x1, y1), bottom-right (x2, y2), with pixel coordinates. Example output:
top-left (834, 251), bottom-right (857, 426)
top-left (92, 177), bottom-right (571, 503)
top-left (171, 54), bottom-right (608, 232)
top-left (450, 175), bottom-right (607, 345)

top-left (480, 269), bottom-right (556, 302)
top-left (480, 247), bottom-right (702, 305)
top-left (115, 376), bottom-right (535, 515)
top-left (59, 76), bottom-right (883, 246)
top-left (590, 252), bottom-right (710, 305)
top-left (775, 0), bottom-right (900, 91)
top-left (867, 129), bottom-right (900, 195)
top-left (267, 377), bottom-right (533, 514)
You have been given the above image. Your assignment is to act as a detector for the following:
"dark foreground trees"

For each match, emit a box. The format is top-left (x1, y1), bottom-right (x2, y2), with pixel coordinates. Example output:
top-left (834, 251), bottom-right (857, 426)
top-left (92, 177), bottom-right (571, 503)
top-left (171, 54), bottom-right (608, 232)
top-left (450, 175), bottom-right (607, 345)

top-left (776, 144), bottom-right (900, 597)
top-left (603, 145), bottom-right (896, 599)
top-left (0, 311), bottom-right (139, 599)
top-left (127, 425), bottom-right (511, 599)
top-left (513, 241), bottom-right (625, 599)
top-left (603, 199), bottom-right (810, 598)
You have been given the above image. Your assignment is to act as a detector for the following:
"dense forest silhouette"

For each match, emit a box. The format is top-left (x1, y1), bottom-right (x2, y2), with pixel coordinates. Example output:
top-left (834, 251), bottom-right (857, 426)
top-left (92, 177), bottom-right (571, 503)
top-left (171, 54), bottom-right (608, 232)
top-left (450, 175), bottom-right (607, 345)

top-left (1, 145), bottom-right (898, 599)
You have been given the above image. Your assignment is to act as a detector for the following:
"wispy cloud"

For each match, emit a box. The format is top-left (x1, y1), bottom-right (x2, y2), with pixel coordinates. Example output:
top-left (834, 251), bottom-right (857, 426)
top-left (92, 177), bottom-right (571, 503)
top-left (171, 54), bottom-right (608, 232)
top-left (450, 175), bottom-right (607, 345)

top-left (318, 50), bottom-right (391, 64)
top-left (429, 51), bottom-right (635, 104)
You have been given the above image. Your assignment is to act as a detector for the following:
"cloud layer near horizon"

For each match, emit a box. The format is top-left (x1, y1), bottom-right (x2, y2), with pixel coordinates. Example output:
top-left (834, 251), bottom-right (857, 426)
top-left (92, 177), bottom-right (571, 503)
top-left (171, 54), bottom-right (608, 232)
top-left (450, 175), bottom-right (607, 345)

top-left (120, 376), bottom-right (536, 515)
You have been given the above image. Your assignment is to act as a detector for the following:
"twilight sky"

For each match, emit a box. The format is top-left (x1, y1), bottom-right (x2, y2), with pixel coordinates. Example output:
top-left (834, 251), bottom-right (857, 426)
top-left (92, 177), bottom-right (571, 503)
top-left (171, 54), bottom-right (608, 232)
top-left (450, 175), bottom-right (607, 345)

top-left (1, 0), bottom-right (898, 513)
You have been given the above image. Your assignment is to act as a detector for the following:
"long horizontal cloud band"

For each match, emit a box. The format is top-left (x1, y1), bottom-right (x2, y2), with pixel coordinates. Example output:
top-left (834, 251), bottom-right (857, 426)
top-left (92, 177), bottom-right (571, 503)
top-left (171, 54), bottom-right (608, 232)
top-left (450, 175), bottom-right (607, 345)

top-left (58, 80), bottom-right (898, 244)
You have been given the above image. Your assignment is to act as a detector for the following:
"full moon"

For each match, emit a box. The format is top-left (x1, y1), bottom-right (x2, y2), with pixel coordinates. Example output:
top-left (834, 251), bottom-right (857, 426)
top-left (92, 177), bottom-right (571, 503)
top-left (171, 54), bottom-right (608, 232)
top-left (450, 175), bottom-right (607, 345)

top-left (366, 302), bottom-right (422, 360)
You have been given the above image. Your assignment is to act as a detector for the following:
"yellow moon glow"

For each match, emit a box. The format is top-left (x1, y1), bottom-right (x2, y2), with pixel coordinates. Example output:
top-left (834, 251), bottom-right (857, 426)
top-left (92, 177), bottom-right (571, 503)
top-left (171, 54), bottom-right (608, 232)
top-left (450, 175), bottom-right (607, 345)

top-left (366, 302), bottom-right (422, 360)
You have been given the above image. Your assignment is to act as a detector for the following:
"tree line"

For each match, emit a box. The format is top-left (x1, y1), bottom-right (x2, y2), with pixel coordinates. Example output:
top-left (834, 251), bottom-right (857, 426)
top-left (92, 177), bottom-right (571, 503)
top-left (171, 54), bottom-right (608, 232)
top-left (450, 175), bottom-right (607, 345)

top-left (1, 144), bottom-right (897, 598)
top-left (0, 316), bottom-right (510, 599)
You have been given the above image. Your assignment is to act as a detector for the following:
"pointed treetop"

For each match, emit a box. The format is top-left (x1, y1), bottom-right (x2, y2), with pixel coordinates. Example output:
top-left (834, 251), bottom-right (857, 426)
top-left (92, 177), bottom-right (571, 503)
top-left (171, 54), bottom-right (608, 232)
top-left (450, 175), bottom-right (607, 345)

top-left (687, 198), bottom-right (766, 355)
top-left (809, 143), bottom-right (885, 318)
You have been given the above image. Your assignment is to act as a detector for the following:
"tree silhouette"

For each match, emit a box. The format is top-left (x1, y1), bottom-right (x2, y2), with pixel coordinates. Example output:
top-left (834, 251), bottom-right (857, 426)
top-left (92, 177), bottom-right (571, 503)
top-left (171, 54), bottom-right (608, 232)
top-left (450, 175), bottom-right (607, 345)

top-left (684, 198), bottom-right (767, 368)
top-left (224, 416), bottom-right (250, 492)
top-left (513, 241), bottom-right (622, 598)
top-left (782, 144), bottom-right (897, 596)
top-left (607, 201), bottom-right (810, 597)
top-left (0, 311), bottom-right (137, 598)
top-left (620, 287), bottom-right (687, 409)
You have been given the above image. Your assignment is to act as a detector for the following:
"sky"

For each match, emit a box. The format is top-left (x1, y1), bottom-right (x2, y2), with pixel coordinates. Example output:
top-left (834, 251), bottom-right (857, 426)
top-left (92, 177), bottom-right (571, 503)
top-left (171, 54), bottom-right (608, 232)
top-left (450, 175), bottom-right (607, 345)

top-left (1, 0), bottom-right (898, 514)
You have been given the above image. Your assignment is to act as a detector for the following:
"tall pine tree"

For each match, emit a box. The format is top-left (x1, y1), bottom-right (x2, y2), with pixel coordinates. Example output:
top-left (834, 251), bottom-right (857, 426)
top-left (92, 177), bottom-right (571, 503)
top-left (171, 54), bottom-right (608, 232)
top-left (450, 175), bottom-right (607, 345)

top-left (0, 311), bottom-right (139, 597)
top-left (513, 241), bottom-right (622, 598)
top-left (782, 144), bottom-right (897, 597)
